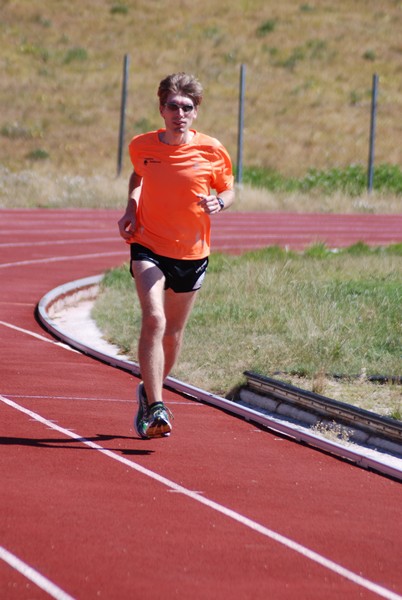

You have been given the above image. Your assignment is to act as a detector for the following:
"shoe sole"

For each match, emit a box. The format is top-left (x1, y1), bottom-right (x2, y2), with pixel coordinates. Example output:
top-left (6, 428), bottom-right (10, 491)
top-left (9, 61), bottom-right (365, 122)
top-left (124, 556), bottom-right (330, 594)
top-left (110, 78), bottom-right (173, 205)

top-left (146, 418), bottom-right (172, 438)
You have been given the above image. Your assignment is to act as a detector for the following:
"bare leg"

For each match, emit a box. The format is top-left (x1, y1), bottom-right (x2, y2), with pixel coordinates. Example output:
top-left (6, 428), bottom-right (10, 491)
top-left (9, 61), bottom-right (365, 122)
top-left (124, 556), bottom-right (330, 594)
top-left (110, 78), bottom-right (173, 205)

top-left (162, 288), bottom-right (198, 378)
top-left (131, 260), bottom-right (198, 405)
top-left (131, 260), bottom-right (166, 405)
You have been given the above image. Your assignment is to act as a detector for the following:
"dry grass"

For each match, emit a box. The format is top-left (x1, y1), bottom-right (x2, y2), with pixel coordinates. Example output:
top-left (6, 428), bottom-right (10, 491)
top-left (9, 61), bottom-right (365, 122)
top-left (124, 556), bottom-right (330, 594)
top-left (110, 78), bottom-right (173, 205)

top-left (1, 166), bottom-right (401, 213)
top-left (1, 0), bottom-right (401, 180)
top-left (286, 374), bottom-right (401, 419)
top-left (233, 184), bottom-right (402, 213)
top-left (0, 165), bottom-right (127, 208)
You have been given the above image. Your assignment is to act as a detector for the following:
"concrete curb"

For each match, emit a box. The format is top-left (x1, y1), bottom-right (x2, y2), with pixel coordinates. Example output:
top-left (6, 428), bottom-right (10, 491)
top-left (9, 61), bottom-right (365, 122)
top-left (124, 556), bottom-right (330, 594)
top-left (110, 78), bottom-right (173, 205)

top-left (37, 275), bottom-right (402, 482)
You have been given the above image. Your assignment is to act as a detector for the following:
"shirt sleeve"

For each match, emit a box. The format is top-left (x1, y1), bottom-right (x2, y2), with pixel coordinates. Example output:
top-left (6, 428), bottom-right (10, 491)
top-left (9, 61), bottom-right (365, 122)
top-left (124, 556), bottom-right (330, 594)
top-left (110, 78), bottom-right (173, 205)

top-left (128, 138), bottom-right (141, 175)
top-left (210, 143), bottom-right (234, 193)
top-left (128, 134), bottom-right (145, 176)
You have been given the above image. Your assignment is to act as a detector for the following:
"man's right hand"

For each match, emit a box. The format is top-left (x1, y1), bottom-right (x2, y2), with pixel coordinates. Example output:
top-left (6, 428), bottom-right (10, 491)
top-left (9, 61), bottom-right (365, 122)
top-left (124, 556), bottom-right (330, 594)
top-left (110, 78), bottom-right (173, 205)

top-left (118, 213), bottom-right (136, 242)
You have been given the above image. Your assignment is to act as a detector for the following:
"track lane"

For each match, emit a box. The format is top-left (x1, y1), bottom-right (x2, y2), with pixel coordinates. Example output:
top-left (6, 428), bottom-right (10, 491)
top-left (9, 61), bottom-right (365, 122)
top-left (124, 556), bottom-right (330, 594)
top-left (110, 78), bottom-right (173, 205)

top-left (2, 392), bottom-right (401, 600)
top-left (1, 209), bottom-right (401, 599)
top-left (2, 209), bottom-right (402, 253)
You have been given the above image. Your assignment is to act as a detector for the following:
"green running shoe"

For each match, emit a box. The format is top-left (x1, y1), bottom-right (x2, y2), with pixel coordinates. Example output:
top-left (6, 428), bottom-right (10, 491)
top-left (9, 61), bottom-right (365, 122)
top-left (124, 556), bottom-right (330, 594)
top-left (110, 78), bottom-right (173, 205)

top-left (146, 402), bottom-right (173, 438)
top-left (134, 382), bottom-right (151, 439)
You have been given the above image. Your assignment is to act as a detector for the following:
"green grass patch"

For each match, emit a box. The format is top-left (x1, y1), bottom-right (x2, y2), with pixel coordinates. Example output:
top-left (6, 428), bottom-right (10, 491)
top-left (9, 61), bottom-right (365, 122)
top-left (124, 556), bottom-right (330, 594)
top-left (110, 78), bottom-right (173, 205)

top-left (110, 4), bottom-right (129, 15)
top-left (63, 47), bottom-right (88, 64)
top-left (242, 164), bottom-right (402, 196)
top-left (256, 19), bottom-right (277, 36)
top-left (92, 244), bottom-right (402, 409)
top-left (26, 148), bottom-right (49, 161)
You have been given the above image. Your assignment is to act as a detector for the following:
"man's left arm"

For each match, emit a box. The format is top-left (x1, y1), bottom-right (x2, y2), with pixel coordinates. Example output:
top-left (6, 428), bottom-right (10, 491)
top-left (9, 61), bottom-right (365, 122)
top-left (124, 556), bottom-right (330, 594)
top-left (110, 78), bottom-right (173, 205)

top-left (197, 188), bottom-right (235, 215)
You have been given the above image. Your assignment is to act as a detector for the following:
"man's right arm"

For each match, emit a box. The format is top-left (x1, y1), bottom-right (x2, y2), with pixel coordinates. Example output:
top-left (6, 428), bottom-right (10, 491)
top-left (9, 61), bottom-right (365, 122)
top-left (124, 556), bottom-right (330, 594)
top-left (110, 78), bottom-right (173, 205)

top-left (118, 171), bottom-right (143, 242)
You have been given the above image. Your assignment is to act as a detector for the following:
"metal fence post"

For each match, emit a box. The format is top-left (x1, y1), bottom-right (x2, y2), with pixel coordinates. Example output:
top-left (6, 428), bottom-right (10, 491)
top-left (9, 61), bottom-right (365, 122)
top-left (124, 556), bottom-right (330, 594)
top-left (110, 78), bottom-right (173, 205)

top-left (236, 64), bottom-right (246, 185)
top-left (117, 54), bottom-right (130, 177)
top-left (367, 73), bottom-right (379, 194)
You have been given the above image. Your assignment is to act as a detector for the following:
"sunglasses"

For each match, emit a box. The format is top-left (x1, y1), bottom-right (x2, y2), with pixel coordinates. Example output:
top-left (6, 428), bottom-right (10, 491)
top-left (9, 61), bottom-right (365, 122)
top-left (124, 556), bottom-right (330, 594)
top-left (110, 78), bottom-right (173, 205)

top-left (164, 102), bottom-right (195, 113)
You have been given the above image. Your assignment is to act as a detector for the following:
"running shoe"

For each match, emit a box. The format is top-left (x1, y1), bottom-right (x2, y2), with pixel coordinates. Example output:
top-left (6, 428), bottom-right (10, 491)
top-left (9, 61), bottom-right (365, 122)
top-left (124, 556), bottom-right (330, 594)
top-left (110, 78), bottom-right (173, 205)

top-left (134, 381), bottom-right (151, 439)
top-left (146, 402), bottom-right (173, 438)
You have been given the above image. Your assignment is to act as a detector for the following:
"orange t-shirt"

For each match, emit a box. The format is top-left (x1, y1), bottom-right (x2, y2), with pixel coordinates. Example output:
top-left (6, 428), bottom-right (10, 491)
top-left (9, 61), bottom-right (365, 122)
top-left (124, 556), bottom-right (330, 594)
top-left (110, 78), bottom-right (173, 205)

top-left (128, 129), bottom-right (234, 259)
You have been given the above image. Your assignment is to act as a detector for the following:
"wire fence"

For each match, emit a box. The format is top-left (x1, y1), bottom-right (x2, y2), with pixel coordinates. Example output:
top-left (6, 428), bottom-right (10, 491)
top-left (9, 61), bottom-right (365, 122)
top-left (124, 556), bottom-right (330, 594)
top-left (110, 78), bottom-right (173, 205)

top-left (117, 54), bottom-right (397, 193)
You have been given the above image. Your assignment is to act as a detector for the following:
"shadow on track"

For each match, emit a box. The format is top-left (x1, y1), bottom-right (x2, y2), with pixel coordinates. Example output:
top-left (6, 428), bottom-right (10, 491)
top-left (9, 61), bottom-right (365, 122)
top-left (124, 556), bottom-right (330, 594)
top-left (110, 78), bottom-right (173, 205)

top-left (0, 434), bottom-right (154, 456)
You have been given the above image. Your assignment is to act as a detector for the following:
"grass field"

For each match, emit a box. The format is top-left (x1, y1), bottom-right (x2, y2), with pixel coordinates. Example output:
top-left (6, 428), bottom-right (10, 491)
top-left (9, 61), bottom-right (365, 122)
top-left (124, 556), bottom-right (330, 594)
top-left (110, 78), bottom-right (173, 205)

top-left (92, 244), bottom-right (402, 419)
top-left (1, 0), bottom-right (401, 180)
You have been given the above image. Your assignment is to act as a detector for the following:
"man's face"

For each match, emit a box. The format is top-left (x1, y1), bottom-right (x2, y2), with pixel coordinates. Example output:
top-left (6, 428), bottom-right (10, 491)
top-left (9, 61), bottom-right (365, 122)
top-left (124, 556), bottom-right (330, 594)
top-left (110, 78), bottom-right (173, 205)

top-left (160, 93), bottom-right (198, 134)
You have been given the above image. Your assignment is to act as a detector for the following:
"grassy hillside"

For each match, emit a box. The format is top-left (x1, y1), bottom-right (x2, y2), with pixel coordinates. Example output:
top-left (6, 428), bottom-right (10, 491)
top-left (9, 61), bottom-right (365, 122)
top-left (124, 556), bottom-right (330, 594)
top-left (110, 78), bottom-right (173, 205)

top-left (1, 0), bottom-right (401, 180)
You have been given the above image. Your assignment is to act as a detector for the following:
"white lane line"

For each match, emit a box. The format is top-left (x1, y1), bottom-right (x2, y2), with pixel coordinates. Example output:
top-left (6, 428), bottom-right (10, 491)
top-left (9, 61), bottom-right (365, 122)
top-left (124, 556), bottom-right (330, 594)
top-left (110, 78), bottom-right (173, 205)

top-left (4, 394), bottom-right (130, 402)
top-left (4, 394), bottom-right (197, 406)
top-left (6, 394), bottom-right (130, 402)
top-left (0, 251), bottom-right (126, 269)
top-left (0, 302), bottom-right (32, 306)
top-left (1, 394), bottom-right (401, 600)
top-left (0, 546), bottom-right (75, 600)
top-left (0, 228), bottom-right (113, 235)
top-left (0, 237), bottom-right (118, 248)
top-left (0, 321), bottom-right (79, 352)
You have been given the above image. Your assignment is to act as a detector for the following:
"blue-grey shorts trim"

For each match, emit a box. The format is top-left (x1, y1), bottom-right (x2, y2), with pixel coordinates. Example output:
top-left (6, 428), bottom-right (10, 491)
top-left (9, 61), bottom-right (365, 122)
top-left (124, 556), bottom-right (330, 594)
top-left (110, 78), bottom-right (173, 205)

top-left (130, 243), bottom-right (209, 293)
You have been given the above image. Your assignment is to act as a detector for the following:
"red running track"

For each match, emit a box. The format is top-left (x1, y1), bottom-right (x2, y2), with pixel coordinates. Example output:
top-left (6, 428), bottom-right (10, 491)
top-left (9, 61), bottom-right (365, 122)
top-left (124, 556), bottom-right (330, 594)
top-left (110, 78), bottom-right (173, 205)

top-left (1, 209), bottom-right (402, 600)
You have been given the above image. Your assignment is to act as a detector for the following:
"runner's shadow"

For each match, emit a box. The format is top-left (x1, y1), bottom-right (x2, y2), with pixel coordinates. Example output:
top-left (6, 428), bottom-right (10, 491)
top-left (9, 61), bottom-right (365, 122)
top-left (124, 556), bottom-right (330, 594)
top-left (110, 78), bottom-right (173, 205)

top-left (0, 434), bottom-right (154, 455)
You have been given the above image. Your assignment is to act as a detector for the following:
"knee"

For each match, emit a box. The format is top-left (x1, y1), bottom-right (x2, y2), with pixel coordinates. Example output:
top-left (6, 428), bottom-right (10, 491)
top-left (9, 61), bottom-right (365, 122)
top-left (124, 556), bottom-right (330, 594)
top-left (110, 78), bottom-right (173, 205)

top-left (163, 324), bottom-right (184, 348)
top-left (142, 309), bottom-right (166, 338)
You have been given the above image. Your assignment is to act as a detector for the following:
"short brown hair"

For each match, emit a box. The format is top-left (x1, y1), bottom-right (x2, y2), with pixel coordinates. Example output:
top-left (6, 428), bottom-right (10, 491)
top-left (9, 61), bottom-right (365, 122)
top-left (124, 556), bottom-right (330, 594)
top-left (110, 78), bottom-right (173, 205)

top-left (158, 72), bottom-right (203, 107)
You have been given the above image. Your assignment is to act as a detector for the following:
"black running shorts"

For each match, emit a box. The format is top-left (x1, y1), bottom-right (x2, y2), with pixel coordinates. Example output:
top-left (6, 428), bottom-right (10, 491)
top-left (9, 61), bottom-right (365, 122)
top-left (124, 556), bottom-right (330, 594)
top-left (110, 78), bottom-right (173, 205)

top-left (130, 243), bottom-right (209, 293)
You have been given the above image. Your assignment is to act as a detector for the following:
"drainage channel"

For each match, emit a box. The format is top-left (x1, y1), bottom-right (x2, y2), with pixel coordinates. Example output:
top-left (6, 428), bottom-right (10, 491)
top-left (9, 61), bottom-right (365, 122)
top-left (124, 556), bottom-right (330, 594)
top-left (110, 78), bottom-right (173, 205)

top-left (241, 372), bottom-right (402, 453)
top-left (37, 275), bottom-right (402, 482)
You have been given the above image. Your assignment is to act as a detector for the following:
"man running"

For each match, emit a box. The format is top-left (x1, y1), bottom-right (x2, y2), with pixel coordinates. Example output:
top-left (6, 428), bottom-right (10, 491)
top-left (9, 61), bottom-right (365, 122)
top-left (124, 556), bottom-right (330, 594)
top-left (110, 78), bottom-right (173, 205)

top-left (118, 72), bottom-right (234, 439)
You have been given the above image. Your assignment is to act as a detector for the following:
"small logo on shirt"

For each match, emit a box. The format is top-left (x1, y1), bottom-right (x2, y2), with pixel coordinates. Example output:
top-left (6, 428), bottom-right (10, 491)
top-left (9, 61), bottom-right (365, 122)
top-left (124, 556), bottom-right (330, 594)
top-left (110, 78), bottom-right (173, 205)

top-left (144, 157), bottom-right (161, 166)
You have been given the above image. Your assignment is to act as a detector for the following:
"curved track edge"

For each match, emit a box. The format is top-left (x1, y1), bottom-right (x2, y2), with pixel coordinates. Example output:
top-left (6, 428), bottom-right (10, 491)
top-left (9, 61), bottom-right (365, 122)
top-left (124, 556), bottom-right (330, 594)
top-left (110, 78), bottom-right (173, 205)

top-left (37, 275), bottom-right (402, 482)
